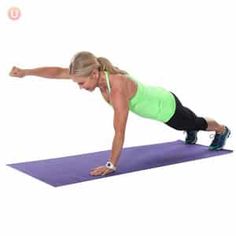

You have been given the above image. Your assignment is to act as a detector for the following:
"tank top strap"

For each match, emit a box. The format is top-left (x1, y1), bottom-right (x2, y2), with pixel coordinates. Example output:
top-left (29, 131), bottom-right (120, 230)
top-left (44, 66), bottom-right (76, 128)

top-left (104, 71), bottom-right (111, 94)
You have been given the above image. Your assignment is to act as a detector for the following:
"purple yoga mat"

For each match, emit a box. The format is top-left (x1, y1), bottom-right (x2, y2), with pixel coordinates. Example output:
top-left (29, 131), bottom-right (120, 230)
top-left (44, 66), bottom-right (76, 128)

top-left (7, 140), bottom-right (233, 187)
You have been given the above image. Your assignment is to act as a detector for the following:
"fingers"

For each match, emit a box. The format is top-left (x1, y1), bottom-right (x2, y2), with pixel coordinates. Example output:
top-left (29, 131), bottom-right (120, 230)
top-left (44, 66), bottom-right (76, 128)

top-left (9, 66), bottom-right (24, 77)
top-left (90, 166), bottom-right (102, 172)
top-left (101, 169), bottom-right (112, 176)
top-left (9, 67), bottom-right (18, 76)
top-left (90, 166), bottom-right (114, 176)
top-left (90, 170), bottom-right (101, 176)
top-left (90, 166), bottom-right (103, 176)
top-left (90, 166), bottom-right (112, 176)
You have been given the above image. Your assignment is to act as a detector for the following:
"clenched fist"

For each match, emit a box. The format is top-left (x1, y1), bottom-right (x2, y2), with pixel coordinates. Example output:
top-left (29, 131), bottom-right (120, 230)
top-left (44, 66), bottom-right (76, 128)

top-left (9, 66), bottom-right (26, 78)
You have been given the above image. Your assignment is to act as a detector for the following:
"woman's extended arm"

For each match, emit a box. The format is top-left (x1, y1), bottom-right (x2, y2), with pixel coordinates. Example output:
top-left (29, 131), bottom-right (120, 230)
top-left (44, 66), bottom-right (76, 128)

top-left (9, 66), bottom-right (70, 79)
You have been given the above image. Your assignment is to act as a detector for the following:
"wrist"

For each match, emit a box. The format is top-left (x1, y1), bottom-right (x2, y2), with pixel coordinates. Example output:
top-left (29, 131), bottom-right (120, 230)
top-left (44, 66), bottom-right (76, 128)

top-left (105, 161), bottom-right (117, 171)
top-left (23, 69), bottom-right (30, 76)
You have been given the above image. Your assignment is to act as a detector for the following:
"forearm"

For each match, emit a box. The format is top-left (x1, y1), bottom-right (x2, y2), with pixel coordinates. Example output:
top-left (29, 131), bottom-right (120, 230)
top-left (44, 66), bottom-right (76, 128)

top-left (109, 132), bottom-right (125, 166)
top-left (24, 67), bottom-right (70, 79)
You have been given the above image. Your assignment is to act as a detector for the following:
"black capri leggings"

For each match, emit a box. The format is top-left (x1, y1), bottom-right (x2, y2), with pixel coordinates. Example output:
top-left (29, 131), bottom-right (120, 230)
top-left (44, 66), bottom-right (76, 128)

top-left (165, 93), bottom-right (208, 131)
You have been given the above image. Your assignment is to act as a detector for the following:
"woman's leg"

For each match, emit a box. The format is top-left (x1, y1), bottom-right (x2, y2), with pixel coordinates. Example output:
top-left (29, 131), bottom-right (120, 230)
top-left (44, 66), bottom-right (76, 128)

top-left (166, 93), bottom-right (230, 149)
top-left (205, 118), bottom-right (225, 133)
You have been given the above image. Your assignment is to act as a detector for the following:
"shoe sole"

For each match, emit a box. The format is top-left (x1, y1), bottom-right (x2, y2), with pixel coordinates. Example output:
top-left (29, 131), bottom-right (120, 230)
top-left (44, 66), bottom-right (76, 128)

top-left (185, 134), bottom-right (198, 144)
top-left (185, 140), bottom-right (197, 144)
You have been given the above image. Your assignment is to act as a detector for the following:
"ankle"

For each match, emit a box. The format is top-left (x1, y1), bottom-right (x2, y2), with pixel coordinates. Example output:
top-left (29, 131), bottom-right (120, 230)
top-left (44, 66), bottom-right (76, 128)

top-left (216, 126), bottom-right (225, 134)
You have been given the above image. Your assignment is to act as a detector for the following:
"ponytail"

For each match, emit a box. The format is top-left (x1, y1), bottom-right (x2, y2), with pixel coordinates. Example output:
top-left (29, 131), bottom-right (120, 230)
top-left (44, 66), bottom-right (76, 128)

top-left (97, 57), bottom-right (127, 75)
top-left (69, 51), bottom-right (128, 76)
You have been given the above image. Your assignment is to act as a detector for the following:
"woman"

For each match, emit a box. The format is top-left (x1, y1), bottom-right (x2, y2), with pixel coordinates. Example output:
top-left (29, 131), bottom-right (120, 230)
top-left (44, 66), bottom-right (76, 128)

top-left (9, 51), bottom-right (231, 176)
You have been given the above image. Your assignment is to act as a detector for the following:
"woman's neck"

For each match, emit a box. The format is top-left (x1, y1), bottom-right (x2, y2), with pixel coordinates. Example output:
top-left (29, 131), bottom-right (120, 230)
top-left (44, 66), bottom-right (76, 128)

top-left (97, 71), bottom-right (108, 91)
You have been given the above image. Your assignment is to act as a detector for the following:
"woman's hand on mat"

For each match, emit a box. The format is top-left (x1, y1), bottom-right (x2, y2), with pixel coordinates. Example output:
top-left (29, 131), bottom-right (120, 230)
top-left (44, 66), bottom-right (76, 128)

top-left (9, 66), bottom-right (25, 78)
top-left (90, 166), bottom-right (114, 176)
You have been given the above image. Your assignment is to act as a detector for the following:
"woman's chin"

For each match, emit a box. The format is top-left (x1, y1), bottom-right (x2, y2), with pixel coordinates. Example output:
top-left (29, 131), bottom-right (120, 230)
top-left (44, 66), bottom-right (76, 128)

top-left (87, 88), bottom-right (95, 92)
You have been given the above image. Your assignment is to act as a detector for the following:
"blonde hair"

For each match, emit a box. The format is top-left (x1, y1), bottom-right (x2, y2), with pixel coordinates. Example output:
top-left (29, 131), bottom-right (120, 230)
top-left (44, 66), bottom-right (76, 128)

top-left (69, 51), bottom-right (127, 76)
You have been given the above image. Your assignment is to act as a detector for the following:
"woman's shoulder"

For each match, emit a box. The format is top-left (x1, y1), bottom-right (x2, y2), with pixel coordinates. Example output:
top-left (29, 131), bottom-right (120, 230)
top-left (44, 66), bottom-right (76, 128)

top-left (110, 73), bottom-right (128, 85)
top-left (109, 73), bottom-right (137, 94)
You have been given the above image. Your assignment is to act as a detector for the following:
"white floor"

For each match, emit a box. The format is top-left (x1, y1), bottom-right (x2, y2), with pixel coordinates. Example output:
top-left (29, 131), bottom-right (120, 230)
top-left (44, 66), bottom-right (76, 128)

top-left (1, 1), bottom-right (235, 235)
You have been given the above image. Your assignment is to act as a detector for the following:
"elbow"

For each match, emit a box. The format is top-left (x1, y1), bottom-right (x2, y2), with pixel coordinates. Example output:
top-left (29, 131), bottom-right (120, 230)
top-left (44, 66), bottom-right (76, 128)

top-left (58, 68), bottom-right (70, 78)
top-left (114, 129), bottom-right (125, 139)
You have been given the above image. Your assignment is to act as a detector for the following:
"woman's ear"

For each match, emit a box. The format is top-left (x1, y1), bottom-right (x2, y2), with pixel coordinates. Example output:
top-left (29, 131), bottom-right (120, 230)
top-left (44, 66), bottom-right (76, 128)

top-left (91, 69), bottom-right (99, 80)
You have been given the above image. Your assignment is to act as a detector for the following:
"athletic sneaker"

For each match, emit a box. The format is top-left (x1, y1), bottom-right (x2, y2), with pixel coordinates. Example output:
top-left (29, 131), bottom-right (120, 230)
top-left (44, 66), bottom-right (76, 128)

top-left (185, 130), bottom-right (198, 144)
top-left (209, 126), bottom-right (231, 150)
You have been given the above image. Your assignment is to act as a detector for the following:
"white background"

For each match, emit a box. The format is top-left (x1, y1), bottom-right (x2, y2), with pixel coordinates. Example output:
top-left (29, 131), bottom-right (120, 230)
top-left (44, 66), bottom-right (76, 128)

top-left (0, 0), bottom-right (235, 235)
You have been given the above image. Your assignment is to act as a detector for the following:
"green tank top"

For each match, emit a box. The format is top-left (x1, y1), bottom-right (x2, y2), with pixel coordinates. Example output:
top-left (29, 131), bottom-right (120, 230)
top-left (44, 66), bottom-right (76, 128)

top-left (104, 71), bottom-right (176, 123)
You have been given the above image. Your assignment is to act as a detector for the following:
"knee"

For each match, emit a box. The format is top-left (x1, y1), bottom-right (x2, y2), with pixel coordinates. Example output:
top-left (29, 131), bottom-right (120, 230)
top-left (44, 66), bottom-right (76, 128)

top-left (195, 117), bottom-right (208, 131)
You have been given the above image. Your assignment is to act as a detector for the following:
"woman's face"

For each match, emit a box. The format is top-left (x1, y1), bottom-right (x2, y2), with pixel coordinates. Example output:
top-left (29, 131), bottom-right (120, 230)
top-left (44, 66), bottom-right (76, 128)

top-left (71, 70), bottom-right (99, 91)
